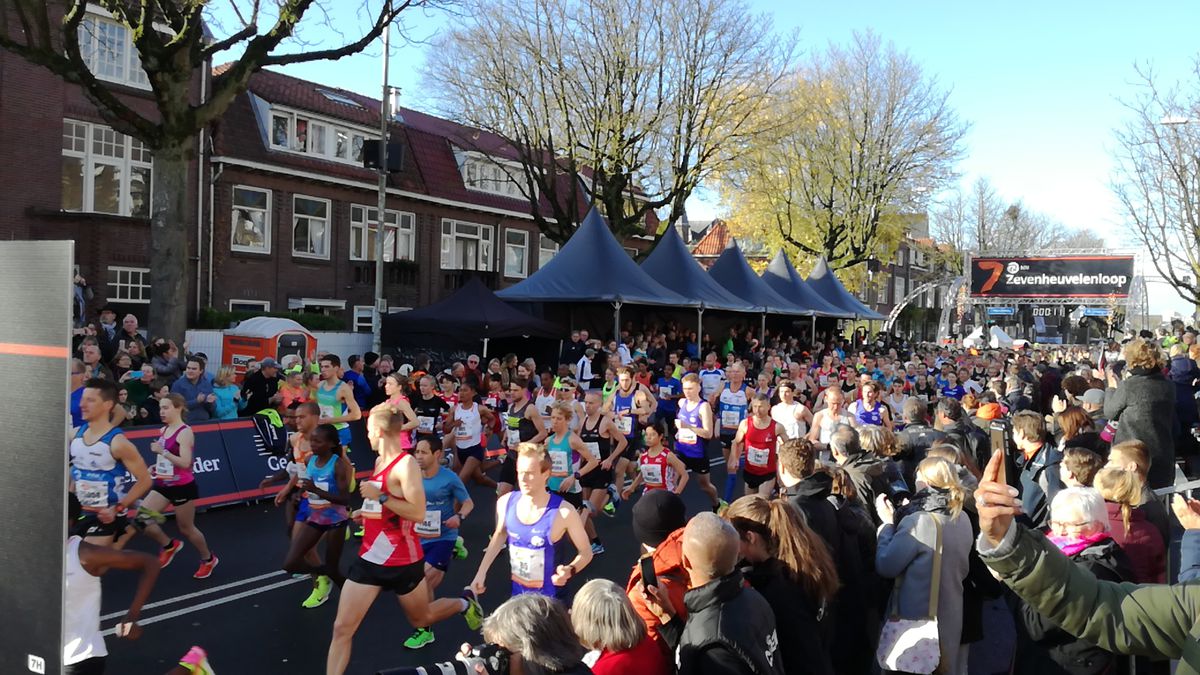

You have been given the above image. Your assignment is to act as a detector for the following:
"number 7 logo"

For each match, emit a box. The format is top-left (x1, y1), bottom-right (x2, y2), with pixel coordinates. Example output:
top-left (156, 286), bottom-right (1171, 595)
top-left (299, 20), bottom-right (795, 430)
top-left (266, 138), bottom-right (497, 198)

top-left (977, 261), bottom-right (1004, 293)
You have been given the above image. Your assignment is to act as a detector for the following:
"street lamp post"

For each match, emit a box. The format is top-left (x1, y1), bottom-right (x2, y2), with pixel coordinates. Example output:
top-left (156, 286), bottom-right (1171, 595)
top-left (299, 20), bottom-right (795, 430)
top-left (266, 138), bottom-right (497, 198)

top-left (371, 18), bottom-right (392, 355)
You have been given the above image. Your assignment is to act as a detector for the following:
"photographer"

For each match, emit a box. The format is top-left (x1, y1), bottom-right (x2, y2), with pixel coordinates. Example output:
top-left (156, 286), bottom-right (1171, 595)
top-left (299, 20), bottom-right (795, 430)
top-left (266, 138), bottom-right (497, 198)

top-left (467, 593), bottom-right (593, 675)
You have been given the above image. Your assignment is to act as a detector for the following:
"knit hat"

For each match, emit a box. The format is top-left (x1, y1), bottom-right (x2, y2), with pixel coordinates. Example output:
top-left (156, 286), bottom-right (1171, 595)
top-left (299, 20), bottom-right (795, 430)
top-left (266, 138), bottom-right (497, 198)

top-left (632, 491), bottom-right (687, 548)
top-left (976, 403), bottom-right (1003, 421)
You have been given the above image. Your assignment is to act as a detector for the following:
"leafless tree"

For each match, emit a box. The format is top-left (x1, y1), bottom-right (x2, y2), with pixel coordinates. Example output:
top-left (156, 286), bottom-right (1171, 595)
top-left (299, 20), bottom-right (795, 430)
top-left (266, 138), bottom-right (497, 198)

top-left (0, 0), bottom-right (432, 340)
top-left (424, 0), bottom-right (793, 244)
top-left (1112, 61), bottom-right (1200, 306)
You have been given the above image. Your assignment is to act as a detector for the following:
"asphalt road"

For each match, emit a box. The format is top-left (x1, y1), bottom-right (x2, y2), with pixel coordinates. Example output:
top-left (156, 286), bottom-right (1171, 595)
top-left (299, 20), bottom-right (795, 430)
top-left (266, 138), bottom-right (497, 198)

top-left (96, 444), bottom-right (1020, 675)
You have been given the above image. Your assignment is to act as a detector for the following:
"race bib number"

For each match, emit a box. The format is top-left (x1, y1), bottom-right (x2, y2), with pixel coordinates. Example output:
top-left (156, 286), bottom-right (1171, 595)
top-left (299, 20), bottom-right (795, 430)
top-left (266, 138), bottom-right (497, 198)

top-left (454, 424), bottom-right (471, 439)
top-left (319, 404), bottom-right (336, 420)
top-left (360, 480), bottom-right (383, 519)
top-left (747, 446), bottom-right (771, 467)
top-left (640, 462), bottom-right (663, 486)
top-left (76, 479), bottom-right (108, 509)
top-left (417, 416), bottom-right (435, 433)
top-left (510, 545), bottom-right (546, 588)
top-left (659, 385), bottom-right (673, 397)
top-left (584, 441), bottom-right (600, 458)
top-left (617, 415), bottom-right (633, 435)
top-left (721, 409), bottom-right (740, 429)
top-left (550, 451), bottom-right (570, 477)
top-left (506, 429), bottom-right (521, 448)
top-left (155, 453), bottom-right (175, 479)
top-left (677, 428), bottom-right (697, 444)
top-left (306, 480), bottom-right (330, 506)
top-left (415, 511), bottom-right (441, 538)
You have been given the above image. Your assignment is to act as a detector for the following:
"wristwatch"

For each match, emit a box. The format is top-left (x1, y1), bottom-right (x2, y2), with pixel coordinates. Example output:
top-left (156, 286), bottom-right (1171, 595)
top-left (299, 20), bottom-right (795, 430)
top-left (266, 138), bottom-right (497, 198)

top-left (456, 512), bottom-right (467, 521)
top-left (378, 493), bottom-right (389, 504)
top-left (573, 471), bottom-right (582, 480)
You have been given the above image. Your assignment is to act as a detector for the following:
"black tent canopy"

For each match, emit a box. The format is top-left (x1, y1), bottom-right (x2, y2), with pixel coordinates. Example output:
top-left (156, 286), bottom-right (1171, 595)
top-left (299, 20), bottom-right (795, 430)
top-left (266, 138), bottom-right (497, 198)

top-left (805, 256), bottom-right (886, 320)
top-left (707, 243), bottom-right (812, 316)
top-left (760, 251), bottom-right (853, 318)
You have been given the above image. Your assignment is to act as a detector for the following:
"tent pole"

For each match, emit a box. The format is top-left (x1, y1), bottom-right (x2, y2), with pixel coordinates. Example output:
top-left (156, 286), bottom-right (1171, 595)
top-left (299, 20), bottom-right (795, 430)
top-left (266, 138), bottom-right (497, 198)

top-left (760, 312), bottom-right (766, 349)
top-left (811, 314), bottom-right (817, 345)
top-left (697, 308), bottom-right (704, 356)
top-left (613, 302), bottom-right (622, 345)
top-left (483, 337), bottom-right (490, 358)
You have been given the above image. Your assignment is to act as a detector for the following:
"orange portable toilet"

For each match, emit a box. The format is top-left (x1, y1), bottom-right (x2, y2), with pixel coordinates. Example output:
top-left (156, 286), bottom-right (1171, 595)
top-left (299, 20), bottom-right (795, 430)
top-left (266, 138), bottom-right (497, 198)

top-left (222, 317), bottom-right (317, 381)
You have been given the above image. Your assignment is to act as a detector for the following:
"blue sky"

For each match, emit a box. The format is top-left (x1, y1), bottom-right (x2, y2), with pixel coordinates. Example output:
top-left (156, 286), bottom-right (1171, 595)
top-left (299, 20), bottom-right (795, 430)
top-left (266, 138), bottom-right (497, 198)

top-left (218, 1), bottom-right (1200, 317)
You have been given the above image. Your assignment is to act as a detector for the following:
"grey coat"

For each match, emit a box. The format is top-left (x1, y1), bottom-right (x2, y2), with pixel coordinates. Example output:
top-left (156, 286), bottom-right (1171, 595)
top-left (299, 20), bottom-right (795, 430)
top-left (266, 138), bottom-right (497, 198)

top-left (1105, 370), bottom-right (1177, 489)
top-left (876, 511), bottom-right (973, 671)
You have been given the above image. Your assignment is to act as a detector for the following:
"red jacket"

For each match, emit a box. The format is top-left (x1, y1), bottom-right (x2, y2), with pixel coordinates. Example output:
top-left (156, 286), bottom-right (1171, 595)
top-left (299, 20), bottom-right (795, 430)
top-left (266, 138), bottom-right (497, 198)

top-left (625, 527), bottom-right (689, 651)
top-left (1105, 501), bottom-right (1166, 583)
top-left (591, 635), bottom-right (671, 675)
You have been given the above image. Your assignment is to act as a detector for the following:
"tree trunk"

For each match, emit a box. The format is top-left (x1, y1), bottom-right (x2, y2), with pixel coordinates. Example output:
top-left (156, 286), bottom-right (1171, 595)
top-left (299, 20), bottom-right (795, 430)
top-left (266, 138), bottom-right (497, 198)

top-left (148, 145), bottom-right (192, 344)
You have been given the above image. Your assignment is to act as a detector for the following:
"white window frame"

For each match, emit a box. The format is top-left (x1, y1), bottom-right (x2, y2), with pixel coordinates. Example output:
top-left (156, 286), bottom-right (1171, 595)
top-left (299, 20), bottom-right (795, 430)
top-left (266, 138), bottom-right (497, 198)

top-left (77, 13), bottom-right (150, 90)
top-left (230, 185), bottom-right (272, 254)
top-left (440, 219), bottom-right (494, 271)
top-left (107, 266), bottom-right (150, 304)
top-left (503, 228), bottom-right (529, 279)
top-left (268, 106), bottom-right (373, 167)
top-left (352, 305), bottom-right (374, 333)
top-left (458, 152), bottom-right (532, 200)
top-left (349, 205), bottom-right (416, 262)
top-left (62, 119), bottom-right (153, 217)
top-left (538, 234), bottom-right (559, 269)
top-left (229, 299), bottom-right (270, 312)
top-left (292, 195), bottom-right (331, 260)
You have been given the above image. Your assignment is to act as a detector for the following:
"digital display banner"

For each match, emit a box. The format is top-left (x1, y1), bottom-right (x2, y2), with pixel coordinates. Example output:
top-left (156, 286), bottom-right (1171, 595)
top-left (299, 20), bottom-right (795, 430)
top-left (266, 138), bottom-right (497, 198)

top-left (969, 256), bottom-right (1134, 298)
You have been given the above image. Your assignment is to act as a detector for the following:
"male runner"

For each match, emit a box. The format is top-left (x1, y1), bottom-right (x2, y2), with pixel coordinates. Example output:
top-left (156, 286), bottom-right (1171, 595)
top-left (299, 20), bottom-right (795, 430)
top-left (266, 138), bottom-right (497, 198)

top-left (470, 442), bottom-right (593, 598)
top-left (403, 437), bottom-right (474, 650)
top-left (697, 352), bottom-right (726, 400)
top-left (729, 394), bottom-right (789, 497)
top-left (70, 378), bottom-right (152, 547)
top-left (675, 373), bottom-right (722, 511)
top-left (533, 370), bottom-right (558, 431)
top-left (604, 366), bottom-right (657, 510)
top-left (316, 355), bottom-right (362, 448)
top-left (578, 391), bottom-right (628, 518)
top-left (326, 406), bottom-right (482, 675)
top-left (710, 362), bottom-right (755, 502)
top-left (498, 377), bottom-right (547, 496)
top-left (411, 375), bottom-right (451, 455)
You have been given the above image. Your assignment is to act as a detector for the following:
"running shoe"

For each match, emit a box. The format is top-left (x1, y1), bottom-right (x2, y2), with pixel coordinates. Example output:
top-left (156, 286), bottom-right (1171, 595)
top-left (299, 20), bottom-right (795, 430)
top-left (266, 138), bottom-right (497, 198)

top-left (159, 539), bottom-right (184, 568)
top-left (462, 589), bottom-right (484, 631)
top-left (193, 554), bottom-right (219, 579)
top-left (135, 506), bottom-right (167, 525)
top-left (453, 536), bottom-right (468, 560)
top-left (403, 627), bottom-right (436, 649)
top-left (606, 483), bottom-right (622, 509)
top-left (302, 575), bottom-right (332, 608)
top-left (602, 502), bottom-right (616, 516)
top-left (178, 645), bottom-right (215, 675)
top-left (353, 524), bottom-right (366, 538)
top-left (590, 541), bottom-right (606, 555)
top-left (714, 499), bottom-right (729, 515)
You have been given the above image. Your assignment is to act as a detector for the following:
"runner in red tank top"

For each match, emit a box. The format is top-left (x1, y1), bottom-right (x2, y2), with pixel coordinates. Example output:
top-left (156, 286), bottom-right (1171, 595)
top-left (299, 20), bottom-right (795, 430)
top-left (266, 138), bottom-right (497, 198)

top-left (621, 420), bottom-right (688, 499)
top-left (325, 405), bottom-right (483, 675)
top-left (730, 395), bottom-right (791, 498)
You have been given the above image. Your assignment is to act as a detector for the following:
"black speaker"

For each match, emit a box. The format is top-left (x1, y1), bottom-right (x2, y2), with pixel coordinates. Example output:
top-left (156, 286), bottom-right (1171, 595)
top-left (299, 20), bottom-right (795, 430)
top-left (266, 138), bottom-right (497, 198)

top-left (362, 140), bottom-right (405, 172)
top-left (0, 241), bottom-right (72, 675)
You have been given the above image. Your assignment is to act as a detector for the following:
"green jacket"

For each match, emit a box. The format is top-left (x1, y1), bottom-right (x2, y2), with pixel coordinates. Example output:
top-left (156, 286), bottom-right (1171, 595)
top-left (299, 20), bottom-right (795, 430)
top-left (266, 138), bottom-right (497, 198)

top-left (984, 525), bottom-right (1200, 673)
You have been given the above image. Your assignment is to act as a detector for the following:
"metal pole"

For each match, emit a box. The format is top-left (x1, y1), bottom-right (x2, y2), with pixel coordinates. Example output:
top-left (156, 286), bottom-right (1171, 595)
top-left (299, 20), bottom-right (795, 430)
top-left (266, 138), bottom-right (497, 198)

top-left (613, 302), bottom-right (622, 346)
top-left (760, 312), bottom-right (766, 350)
top-left (697, 308), bottom-right (704, 357)
top-left (371, 16), bottom-right (391, 355)
top-left (812, 314), bottom-right (816, 345)
top-left (483, 337), bottom-right (490, 358)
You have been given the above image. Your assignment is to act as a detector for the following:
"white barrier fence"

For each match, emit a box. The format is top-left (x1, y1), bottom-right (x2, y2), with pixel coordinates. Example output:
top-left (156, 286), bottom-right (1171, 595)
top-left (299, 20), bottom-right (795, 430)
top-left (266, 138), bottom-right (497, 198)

top-left (185, 330), bottom-right (374, 375)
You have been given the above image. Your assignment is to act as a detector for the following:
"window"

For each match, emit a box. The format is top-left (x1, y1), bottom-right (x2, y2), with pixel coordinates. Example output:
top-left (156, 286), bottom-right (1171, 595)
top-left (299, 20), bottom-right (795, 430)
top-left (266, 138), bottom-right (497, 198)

top-left (107, 266), bottom-right (150, 304)
top-left (504, 229), bottom-right (529, 278)
top-left (292, 196), bottom-right (330, 259)
top-left (229, 299), bottom-right (270, 312)
top-left (353, 306), bottom-right (374, 333)
top-left (269, 107), bottom-right (373, 167)
top-left (231, 186), bottom-right (271, 253)
top-left (78, 14), bottom-right (149, 89)
top-left (62, 119), bottom-right (152, 217)
top-left (440, 219), bottom-right (494, 271)
top-left (538, 234), bottom-right (558, 269)
top-left (350, 205), bottom-right (415, 261)
top-left (318, 89), bottom-right (366, 109)
top-left (893, 277), bottom-right (906, 303)
top-left (460, 156), bottom-right (527, 199)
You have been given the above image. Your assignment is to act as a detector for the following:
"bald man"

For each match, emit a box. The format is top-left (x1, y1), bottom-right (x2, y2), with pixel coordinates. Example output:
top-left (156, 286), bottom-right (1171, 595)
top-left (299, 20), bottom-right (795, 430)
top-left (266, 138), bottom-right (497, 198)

top-left (640, 512), bottom-right (783, 675)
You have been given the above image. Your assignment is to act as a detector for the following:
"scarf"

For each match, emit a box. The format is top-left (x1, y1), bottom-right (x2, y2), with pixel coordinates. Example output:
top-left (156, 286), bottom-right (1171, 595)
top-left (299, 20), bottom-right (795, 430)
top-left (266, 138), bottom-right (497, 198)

top-left (897, 486), bottom-right (953, 522)
top-left (1047, 530), bottom-right (1110, 557)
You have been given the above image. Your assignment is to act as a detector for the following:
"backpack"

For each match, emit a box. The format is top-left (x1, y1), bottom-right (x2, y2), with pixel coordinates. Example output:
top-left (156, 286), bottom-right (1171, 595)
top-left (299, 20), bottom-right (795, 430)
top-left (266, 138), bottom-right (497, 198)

top-left (252, 409), bottom-right (289, 458)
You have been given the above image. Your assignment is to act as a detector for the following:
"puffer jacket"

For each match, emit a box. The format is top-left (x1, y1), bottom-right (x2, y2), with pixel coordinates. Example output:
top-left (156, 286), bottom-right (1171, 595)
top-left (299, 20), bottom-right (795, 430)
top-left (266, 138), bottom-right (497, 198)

top-left (1169, 355), bottom-right (1200, 436)
top-left (627, 527), bottom-right (689, 651)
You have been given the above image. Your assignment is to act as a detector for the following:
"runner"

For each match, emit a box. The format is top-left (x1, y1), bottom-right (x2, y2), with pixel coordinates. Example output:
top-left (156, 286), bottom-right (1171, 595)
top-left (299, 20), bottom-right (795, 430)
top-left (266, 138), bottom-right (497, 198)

top-left (577, 390), bottom-right (628, 521)
top-left (729, 394), bottom-right (789, 497)
top-left (480, 374), bottom-right (508, 471)
top-left (533, 370), bottom-right (558, 431)
top-left (621, 419), bottom-right (688, 498)
top-left (697, 351), bottom-right (726, 400)
top-left (138, 394), bottom-right (218, 579)
top-left (812, 354), bottom-right (840, 395)
top-left (282, 424), bottom-right (351, 606)
top-left (654, 362), bottom-right (683, 437)
top-left (469, 442), bottom-right (594, 599)
top-left (555, 376), bottom-right (586, 434)
top-left (771, 379), bottom-right (813, 440)
top-left (851, 380), bottom-right (894, 430)
top-left (403, 437), bottom-right (474, 650)
top-left (674, 373), bottom-right (722, 511)
top-left (545, 400), bottom-right (604, 553)
top-left (444, 380), bottom-right (496, 489)
top-left (710, 362), bottom-right (755, 502)
top-left (316, 355), bottom-right (362, 448)
top-left (807, 387), bottom-right (858, 457)
top-left (326, 405), bottom-right (483, 675)
top-left (411, 375), bottom-right (451, 460)
top-left (70, 378), bottom-right (152, 547)
top-left (605, 366), bottom-right (657, 507)
top-left (378, 373), bottom-right (420, 453)
top-left (499, 377), bottom-right (548, 497)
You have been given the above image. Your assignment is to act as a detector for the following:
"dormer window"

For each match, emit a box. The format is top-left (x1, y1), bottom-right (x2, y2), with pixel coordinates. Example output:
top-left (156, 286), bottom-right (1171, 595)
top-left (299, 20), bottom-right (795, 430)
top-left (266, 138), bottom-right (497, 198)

top-left (268, 106), bottom-right (370, 167)
top-left (458, 153), bottom-right (532, 200)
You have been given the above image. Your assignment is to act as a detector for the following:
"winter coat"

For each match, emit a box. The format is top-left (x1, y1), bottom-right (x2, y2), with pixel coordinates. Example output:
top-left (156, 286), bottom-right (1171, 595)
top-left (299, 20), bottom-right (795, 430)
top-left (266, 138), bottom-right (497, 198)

top-left (943, 419), bottom-right (992, 475)
top-left (876, 505), bottom-right (973, 673)
top-left (1105, 369), bottom-right (1179, 488)
top-left (1104, 501), bottom-right (1166, 584)
top-left (627, 528), bottom-right (690, 651)
top-left (895, 422), bottom-right (946, 487)
top-left (660, 570), bottom-right (785, 675)
top-left (840, 452), bottom-right (895, 524)
top-left (742, 558), bottom-right (832, 675)
top-left (1168, 355), bottom-right (1200, 436)
top-left (784, 473), bottom-right (840, 560)
top-left (827, 493), bottom-right (880, 675)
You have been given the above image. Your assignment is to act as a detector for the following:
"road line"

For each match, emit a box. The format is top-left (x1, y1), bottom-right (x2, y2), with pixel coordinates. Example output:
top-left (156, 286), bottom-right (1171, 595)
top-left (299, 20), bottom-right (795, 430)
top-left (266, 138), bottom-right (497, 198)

top-left (101, 576), bottom-right (308, 635)
top-left (100, 570), bottom-right (286, 620)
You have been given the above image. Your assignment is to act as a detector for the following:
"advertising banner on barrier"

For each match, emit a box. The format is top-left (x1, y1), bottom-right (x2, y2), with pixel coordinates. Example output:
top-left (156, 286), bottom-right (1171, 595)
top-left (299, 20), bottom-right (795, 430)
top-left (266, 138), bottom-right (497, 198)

top-left (969, 256), bottom-right (1134, 298)
top-left (124, 423), bottom-right (241, 508)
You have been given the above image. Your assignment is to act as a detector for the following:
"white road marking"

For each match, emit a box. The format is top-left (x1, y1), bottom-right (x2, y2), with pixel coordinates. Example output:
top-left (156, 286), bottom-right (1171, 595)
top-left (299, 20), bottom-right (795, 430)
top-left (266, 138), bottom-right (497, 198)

top-left (100, 570), bottom-right (286, 620)
top-left (101, 576), bottom-right (308, 635)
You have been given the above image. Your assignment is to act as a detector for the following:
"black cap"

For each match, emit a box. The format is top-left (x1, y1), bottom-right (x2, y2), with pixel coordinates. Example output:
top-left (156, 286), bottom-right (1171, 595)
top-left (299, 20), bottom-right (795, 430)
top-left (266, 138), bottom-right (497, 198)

top-left (632, 491), bottom-right (687, 548)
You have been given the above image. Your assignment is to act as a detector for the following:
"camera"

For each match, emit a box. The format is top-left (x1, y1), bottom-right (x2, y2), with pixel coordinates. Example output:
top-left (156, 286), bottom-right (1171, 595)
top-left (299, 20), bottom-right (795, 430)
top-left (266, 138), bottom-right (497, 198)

top-left (376, 643), bottom-right (510, 675)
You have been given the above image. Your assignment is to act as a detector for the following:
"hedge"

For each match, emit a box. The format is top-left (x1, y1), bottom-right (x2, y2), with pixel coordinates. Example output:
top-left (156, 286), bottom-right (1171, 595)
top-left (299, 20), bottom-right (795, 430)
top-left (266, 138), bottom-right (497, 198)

top-left (195, 307), bottom-right (345, 331)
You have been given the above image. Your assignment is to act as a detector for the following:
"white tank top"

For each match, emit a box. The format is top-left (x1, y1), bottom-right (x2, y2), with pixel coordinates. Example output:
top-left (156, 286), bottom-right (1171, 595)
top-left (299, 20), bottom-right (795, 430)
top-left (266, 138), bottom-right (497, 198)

top-left (453, 402), bottom-right (482, 449)
top-left (771, 401), bottom-right (808, 438)
top-left (818, 410), bottom-right (855, 444)
top-left (64, 536), bottom-right (106, 665)
top-left (534, 390), bottom-right (557, 430)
